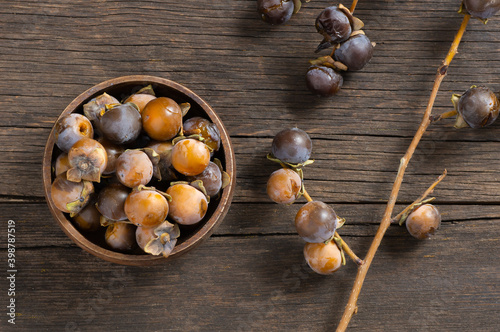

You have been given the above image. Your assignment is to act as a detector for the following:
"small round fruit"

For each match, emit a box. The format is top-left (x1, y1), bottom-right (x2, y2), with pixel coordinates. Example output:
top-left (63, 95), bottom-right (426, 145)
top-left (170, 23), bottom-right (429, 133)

top-left (142, 97), bottom-right (182, 141)
top-left (457, 86), bottom-right (499, 128)
top-left (295, 201), bottom-right (338, 243)
top-left (67, 138), bottom-right (108, 183)
top-left (105, 223), bottom-right (136, 251)
top-left (306, 65), bottom-right (343, 97)
top-left (73, 202), bottom-right (101, 232)
top-left (406, 204), bottom-right (441, 240)
top-left (116, 150), bottom-right (154, 188)
top-left (257, 0), bottom-right (294, 25)
top-left (51, 173), bottom-right (94, 214)
top-left (55, 113), bottom-right (94, 153)
top-left (315, 6), bottom-right (352, 48)
top-left (334, 34), bottom-right (374, 71)
top-left (95, 183), bottom-right (130, 221)
top-left (304, 241), bottom-right (342, 275)
top-left (124, 189), bottom-right (169, 228)
top-left (267, 168), bottom-right (301, 204)
top-left (187, 161), bottom-right (223, 197)
top-left (167, 184), bottom-right (208, 225)
top-left (171, 139), bottom-right (210, 176)
top-left (124, 93), bottom-right (156, 113)
top-left (99, 103), bottom-right (142, 144)
top-left (271, 127), bottom-right (312, 164)
top-left (463, 0), bottom-right (500, 19)
top-left (183, 117), bottom-right (221, 152)
top-left (54, 153), bottom-right (71, 176)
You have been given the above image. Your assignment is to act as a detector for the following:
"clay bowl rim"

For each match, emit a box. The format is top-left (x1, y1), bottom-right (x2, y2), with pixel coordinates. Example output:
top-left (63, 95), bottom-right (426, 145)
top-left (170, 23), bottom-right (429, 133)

top-left (42, 75), bottom-right (236, 266)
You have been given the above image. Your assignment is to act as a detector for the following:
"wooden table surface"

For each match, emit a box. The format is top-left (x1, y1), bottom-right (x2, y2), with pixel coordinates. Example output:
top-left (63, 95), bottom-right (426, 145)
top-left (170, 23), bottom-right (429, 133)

top-left (1, 0), bottom-right (499, 331)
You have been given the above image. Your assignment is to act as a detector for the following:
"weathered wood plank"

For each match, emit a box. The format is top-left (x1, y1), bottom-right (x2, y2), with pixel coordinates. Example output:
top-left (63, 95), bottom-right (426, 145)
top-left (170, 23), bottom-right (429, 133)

top-left (1, 220), bottom-right (498, 331)
top-left (0, 0), bottom-right (499, 330)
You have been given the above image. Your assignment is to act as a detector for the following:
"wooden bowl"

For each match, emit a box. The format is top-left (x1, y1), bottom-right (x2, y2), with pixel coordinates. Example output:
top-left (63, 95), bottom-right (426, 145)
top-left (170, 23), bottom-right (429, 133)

top-left (43, 75), bottom-right (236, 266)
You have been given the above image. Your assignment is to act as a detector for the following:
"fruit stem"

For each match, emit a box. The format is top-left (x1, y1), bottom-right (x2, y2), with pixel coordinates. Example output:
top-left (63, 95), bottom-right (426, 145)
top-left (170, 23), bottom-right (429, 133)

top-left (302, 188), bottom-right (313, 202)
top-left (391, 169), bottom-right (447, 224)
top-left (303, 188), bottom-right (363, 265)
top-left (335, 231), bottom-right (364, 266)
top-left (350, 0), bottom-right (359, 13)
top-left (336, 14), bottom-right (470, 332)
top-left (431, 110), bottom-right (458, 122)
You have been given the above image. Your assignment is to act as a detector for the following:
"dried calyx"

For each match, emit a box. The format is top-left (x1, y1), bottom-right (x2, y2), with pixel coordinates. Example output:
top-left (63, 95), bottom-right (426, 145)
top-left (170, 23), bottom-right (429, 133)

top-left (143, 220), bottom-right (181, 257)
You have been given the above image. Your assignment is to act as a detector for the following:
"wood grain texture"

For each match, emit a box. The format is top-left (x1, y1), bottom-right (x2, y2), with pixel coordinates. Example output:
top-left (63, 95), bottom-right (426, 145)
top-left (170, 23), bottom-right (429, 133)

top-left (0, 0), bottom-right (499, 330)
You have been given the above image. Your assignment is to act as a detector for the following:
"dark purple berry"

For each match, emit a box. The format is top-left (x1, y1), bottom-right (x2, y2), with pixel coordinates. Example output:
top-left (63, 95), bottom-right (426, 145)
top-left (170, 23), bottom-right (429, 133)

top-left (295, 201), bottom-right (338, 243)
top-left (334, 34), bottom-right (374, 71)
top-left (306, 65), bottom-right (343, 97)
top-left (272, 128), bottom-right (312, 164)
top-left (458, 86), bottom-right (499, 128)
top-left (257, 0), bottom-right (294, 25)
top-left (463, 0), bottom-right (500, 20)
top-left (315, 6), bottom-right (352, 51)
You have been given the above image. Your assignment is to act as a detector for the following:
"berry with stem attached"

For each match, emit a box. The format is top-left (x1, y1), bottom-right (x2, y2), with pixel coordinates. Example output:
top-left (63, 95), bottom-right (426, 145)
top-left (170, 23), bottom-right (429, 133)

top-left (453, 86), bottom-right (499, 129)
top-left (333, 33), bottom-right (374, 71)
top-left (295, 201), bottom-right (339, 243)
top-left (271, 127), bottom-right (312, 164)
top-left (406, 204), bottom-right (441, 240)
top-left (257, 0), bottom-right (294, 25)
top-left (303, 241), bottom-right (343, 275)
top-left (267, 168), bottom-right (302, 204)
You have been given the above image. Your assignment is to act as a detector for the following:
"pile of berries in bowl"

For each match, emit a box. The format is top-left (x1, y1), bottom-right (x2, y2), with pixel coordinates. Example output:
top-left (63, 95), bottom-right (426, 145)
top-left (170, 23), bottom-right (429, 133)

top-left (43, 76), bottom-right (235, 266)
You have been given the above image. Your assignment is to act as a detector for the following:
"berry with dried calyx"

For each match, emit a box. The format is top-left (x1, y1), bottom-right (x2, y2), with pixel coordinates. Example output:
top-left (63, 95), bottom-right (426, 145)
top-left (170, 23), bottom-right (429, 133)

top-left (452, 86), bottom-right (499, 129)
top-left (83, 92), bottom-right (119, 124)
top-left (136, 220), bottom-right (180, 257)
top-left (66, 137), bottom-right (108, 183)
